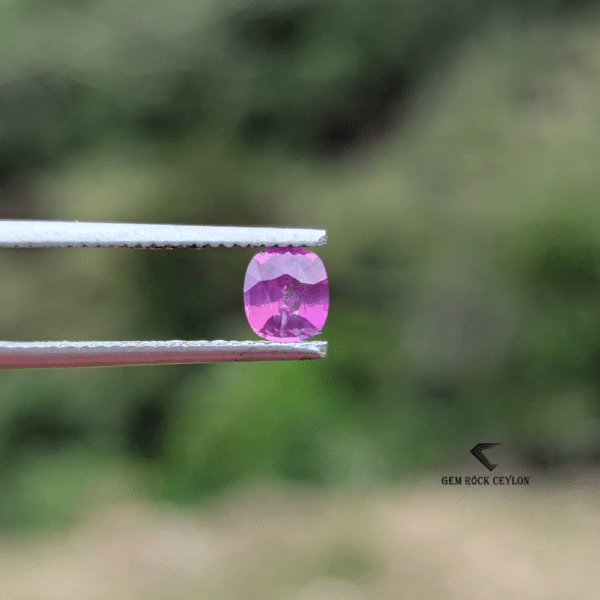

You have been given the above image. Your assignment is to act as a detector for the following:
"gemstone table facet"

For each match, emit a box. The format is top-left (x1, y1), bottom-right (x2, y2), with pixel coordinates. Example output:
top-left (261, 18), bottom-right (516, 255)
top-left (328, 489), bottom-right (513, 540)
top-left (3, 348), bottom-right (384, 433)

top-left (244, 246), bottom-right (329, 342)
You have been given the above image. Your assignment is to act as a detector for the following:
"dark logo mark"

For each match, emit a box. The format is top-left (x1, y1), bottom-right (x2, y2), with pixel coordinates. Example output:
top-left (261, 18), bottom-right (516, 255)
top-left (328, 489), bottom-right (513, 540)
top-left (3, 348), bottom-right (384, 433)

top-left (470, 443), bottom-right (501, 471)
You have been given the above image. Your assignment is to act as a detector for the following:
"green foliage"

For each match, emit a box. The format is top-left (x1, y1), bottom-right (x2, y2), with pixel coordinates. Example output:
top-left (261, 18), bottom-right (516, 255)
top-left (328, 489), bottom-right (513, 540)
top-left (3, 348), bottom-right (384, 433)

top-left (156, 359), bottom-right (342, 500)
top-left (0, 447), bottom-right (109, 532)
top-left (2, 0), bottom-right (590, 170)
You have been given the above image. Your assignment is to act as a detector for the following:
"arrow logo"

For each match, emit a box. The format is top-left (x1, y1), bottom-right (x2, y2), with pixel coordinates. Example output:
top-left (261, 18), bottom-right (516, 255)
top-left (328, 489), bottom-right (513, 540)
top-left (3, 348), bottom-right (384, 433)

top-left (470, 443), bottom-right (501, 471)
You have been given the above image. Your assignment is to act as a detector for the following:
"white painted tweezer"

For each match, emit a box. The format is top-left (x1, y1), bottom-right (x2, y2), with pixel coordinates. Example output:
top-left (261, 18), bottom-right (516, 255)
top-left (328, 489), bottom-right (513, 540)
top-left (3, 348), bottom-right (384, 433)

top-left (0, 220), bottom-right (328, 369)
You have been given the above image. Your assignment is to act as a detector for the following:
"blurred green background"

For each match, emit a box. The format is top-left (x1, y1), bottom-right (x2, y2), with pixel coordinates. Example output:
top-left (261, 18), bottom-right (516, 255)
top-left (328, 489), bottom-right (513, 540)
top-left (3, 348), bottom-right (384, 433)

top-left (1, 0), bottom-right (600, 545)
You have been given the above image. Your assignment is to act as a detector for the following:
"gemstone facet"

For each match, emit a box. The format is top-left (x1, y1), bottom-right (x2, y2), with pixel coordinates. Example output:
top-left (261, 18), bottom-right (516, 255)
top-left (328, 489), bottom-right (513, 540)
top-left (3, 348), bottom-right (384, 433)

top-left (244, 246), bottom-right (329, 342)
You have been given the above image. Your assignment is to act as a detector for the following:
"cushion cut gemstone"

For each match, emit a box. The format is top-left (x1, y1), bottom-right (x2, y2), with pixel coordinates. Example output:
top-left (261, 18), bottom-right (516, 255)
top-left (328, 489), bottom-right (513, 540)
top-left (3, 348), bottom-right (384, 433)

top-left (244, 246), bottom-right (329, 342)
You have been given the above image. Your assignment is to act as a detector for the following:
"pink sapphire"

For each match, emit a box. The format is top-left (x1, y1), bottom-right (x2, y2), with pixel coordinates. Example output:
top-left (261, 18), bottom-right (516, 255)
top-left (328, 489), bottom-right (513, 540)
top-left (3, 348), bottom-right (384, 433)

top-left (244, 246), bottom-right (329, 342)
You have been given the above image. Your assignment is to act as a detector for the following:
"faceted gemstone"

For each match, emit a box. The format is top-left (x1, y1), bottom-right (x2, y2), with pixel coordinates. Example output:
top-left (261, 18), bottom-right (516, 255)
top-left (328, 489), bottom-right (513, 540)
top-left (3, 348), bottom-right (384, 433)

top-left (244, 246), bottom-right (329, 342)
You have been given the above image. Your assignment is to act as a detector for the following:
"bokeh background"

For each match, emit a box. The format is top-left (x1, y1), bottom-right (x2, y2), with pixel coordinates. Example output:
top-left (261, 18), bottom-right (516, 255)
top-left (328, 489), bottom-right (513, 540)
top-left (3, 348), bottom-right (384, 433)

top-left (2, 0), bottom-right (600, 598)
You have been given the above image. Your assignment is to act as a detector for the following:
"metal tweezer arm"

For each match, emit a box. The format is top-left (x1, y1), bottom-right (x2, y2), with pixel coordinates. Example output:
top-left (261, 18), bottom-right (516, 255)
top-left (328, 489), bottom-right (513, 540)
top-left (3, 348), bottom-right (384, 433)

top-left (0, 220), bottom-right (328, 368)
top-left (0, 220), bottom-right (327, 249)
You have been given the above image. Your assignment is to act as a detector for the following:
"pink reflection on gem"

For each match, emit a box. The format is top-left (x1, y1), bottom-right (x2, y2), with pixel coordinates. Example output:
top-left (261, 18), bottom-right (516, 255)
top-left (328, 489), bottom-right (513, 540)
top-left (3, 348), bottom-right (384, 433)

top-left (244, 246), bottom-right (329, 342)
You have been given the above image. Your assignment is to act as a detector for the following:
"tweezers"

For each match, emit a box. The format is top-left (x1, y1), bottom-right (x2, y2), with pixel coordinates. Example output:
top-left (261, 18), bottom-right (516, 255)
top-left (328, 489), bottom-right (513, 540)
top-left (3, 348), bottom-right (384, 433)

top-left (0, 220), bottom-right (328, 369)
